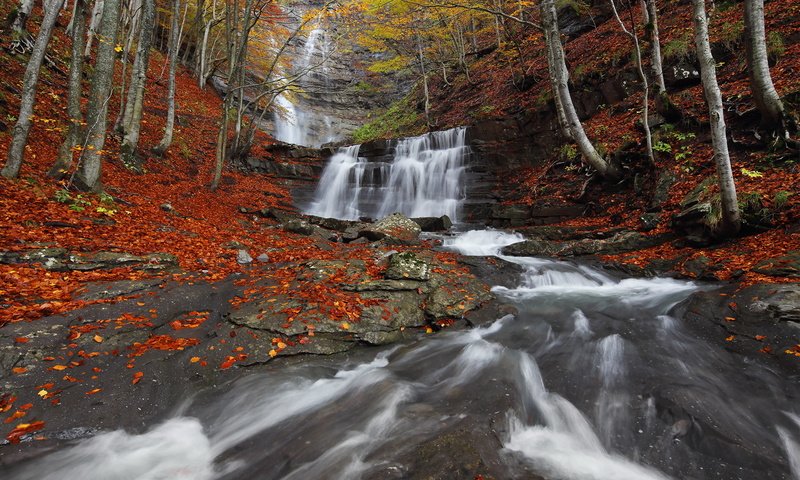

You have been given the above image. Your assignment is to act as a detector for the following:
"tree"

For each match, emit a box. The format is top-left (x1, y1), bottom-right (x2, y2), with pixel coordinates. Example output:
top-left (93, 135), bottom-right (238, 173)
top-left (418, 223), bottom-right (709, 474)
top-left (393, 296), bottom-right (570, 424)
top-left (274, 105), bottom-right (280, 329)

top-left (7, 0), bottom-right (36, 39)
top-left (2, 0), bottom-right (66, 179)
top-left (153, 0), bottom-right (181, 155)
top-left (119, 0), bottom-right (156, 168)
top-left (743, 0), bottom-right (789, 139)
top-left (692, 0), bottom-right (740, 236)
top-left (84, 0), bottom-right (105, 57)
top-left (541, 0), bottom-right (619, 179)
top-left (75, 0), bottom-right (122, 191)
top-left (642, 0), bottom-right (665, 93)
top-left (610, 0), bottom-right (654, 166)
top-left (50, 0), bottom-right (89, 178)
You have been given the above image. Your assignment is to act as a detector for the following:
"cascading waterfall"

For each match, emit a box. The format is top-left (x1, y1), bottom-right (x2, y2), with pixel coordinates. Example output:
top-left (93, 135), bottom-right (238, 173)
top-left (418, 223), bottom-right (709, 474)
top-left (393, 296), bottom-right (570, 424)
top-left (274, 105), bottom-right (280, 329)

top-left (272, 24), bottom-right (337, 147)
top-left (305, 127), bottom-right (469, 221)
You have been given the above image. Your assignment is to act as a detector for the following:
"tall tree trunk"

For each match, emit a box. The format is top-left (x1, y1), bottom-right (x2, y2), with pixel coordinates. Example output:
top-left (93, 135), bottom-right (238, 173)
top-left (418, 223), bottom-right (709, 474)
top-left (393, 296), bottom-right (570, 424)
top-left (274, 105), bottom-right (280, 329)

top-left (75, 0), bottom-right (121, 191)
top-left (541, 0), bottom-right (618, 179)
top-left (50, 0), bottom-right (88, 178)
top-left (9, 0), bottom-right (36, 36)
top-left (120, 0), bottom-right (155, 167)
top-left (743, 0), bottom-right (787, 137)
top-left (610, 0), bottom-right (654, 166)
top-left (84, 0), bottom-right (104, 57)
top-left (644, 0), bottom-right (666, 93)
top-left (153, 0), bottom-right (180, 155)
top-left (2, 0), bottom-right (65, 180)
top-left (692, 0), bottom-right (740, 236)
top-left (544, 23), bottom-right (571, 140)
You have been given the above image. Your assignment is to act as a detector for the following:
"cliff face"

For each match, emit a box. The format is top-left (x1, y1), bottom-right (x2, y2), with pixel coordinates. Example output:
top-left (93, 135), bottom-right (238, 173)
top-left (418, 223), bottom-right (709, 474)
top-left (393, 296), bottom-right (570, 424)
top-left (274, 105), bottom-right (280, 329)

top-left (255, 3), bottom-right (412, 147)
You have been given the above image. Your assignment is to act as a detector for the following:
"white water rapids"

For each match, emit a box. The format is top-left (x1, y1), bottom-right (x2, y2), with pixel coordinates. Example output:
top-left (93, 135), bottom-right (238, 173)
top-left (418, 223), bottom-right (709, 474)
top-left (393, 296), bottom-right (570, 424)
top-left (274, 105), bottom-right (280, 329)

top-left (8, 230), bottom-right (800, 480)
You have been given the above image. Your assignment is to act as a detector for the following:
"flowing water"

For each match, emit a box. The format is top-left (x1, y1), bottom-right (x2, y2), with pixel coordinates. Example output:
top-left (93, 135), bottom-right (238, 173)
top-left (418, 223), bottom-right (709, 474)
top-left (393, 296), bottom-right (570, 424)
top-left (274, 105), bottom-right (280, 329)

top-left (272, 25), bottom-right (337, 147)
top-left (9, 230), bottom-right (800, 480)
top-left (305, 127), bottom-right (469, 221)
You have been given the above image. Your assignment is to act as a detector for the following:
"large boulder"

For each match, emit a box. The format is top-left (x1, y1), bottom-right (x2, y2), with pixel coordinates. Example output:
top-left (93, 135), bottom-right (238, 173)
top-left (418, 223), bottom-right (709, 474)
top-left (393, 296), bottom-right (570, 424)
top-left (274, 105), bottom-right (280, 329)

top-left (411, 215), bottom-right (453, 232)
top-left (385, 252), bottom-right (430, 281)
top-left (673, 176), bottom-right (718, 245)
top-left (359, 213), bottom-right (421, 242)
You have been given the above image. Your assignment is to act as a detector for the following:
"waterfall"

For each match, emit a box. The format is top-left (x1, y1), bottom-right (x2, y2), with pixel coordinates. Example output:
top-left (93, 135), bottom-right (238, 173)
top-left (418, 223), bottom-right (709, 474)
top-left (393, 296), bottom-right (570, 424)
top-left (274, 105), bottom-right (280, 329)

top-left (272, 24), bottom-right (336, 147)
top-left (305, 127), bottom-right (469, 222)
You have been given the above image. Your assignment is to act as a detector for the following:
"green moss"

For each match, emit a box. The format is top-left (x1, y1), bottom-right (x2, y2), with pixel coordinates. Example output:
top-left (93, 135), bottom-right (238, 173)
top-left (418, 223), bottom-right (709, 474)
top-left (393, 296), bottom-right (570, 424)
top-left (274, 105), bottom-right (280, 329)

top-left (352, 94), bottom-right (423, 143)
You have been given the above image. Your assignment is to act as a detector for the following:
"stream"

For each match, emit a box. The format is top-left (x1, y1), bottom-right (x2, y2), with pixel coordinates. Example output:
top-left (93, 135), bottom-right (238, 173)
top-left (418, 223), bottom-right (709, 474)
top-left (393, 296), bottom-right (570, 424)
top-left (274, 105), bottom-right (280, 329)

top-left (8, 230), bottom-right (800, 479)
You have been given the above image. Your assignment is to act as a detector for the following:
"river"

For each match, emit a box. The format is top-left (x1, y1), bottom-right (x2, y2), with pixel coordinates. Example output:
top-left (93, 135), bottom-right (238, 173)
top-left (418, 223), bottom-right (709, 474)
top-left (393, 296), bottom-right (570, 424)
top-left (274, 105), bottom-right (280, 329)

top-left (8, 229), bottom-right (799, 480)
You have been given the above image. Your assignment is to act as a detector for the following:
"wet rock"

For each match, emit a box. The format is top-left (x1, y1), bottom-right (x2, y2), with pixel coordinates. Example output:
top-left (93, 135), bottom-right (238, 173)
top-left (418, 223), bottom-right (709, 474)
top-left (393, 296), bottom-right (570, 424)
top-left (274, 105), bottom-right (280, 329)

top-left (256, 253), bottom-right (270, 263)
top-left (673, 177), bottom-right (717, 245)
top-left (385, 252), bottom-right (430, 281)
top-left (160, 203), bottom-right (174, 212)
top-left (501, 237), bottom-right (561, 257)
top-left (640, 212), bottom-right (661, 231)
top-left (666, 59), bottom-right (701, 88)
top-left (237, 250), bottom-right (253, 264)
top-left (425, 271), bottom-right (493, 320)
top-left (682, 256), bottom-right (724, 280)
top-left (649, 170), bottom-right (676, 212)
top-left (502, 231), bottom-right (671, 257)
top-left (359, 213), bottom-right (421, 242)
top-left (77, 279), bottom-right (165, 301)
top-left (753, 250), bottom-right (800, 278)
top-left (411, 215), bottom-right (453, 232)
top-left (676, 282), bottom-right (800, 374)
top-left (282, 219), bottom-right (318, 236)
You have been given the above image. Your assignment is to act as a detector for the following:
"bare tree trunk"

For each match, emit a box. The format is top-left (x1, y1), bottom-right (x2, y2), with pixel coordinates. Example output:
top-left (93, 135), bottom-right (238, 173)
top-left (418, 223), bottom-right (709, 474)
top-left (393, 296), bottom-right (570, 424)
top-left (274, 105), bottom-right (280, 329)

top-left (541, 0), bottom-right (618, 179)
top-left (2, 0), bottom-right (65, 179)
top-left (120, 0), bottom-right (155, 167)
top-left (50, 0), bottom-right (88, 178)
top-left (153, 0), bottom-right (180, 155)
top-left (84, 0), bottom-right (104, 57)
top-left (643, 0), bottom-right (666, 93)
top-left (416, 32), bottom-right (431, 127)
top-left (692, 0), bottom-right (740, 236)
top-left (75, 0), bottom-right (121, 191)
top-left (9, 0), bottom-right (36, 36)
top-left (743, 0), bottom-right (787, 137)
top-left (610, 0), bottom-right (654, 165)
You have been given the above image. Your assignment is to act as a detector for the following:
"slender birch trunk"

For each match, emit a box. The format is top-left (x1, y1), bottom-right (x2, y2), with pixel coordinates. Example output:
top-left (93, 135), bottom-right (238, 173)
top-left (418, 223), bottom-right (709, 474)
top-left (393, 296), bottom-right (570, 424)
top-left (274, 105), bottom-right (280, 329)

top-left (9, 0), bottom-right (36, 36)
top-left (610, 0), bottom-right (654, 165)
top-left (743, 0), bottom-right (787, 137)
top-left (644, 0), bottom-right (666, 93)
top-left (120, 0), bottom-right (155, 167)
top-left (541, 0), bottom-right (618, 178)
top-left (51, 0), bottom-right (88, 178)
top-left (153, 0), bottom-right (180, 155)
top-left (692, 0), bottom-right (740, 236)
top-left (84, 0), bottom-right (104, 57)
top-left (3, 0), bottom-right (66, 179)
top-left (75, 0), bottom-right (121, 191)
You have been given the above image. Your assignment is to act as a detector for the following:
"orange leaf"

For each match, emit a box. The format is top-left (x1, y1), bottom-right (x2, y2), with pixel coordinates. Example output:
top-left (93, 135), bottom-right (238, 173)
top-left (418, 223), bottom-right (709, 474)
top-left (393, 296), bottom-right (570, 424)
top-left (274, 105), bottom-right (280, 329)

top-left (132, 372), bottom-right (144, 385)
top-left (51, 365), bottom-right (68, 371)
top-left (755, 335), bottom-right (766, 341)
top-left (12, 367), bottom-right (27, 374)
top-left (190, 356), bottom-right (200, 363)
top-left (14, 337), bottom-right (29, 344)
top-left (268, 349), bottom-right (277, 358)
top-left (85, 388), bottom-right (101, 395)
top-left (93, 335), bottom-right (103, 343)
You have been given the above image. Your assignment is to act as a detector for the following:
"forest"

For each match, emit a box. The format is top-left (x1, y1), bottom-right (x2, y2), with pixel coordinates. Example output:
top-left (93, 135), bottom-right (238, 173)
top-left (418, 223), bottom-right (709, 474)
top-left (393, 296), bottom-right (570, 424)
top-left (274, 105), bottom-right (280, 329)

top-left (0, 0), bottom-right (799, 478)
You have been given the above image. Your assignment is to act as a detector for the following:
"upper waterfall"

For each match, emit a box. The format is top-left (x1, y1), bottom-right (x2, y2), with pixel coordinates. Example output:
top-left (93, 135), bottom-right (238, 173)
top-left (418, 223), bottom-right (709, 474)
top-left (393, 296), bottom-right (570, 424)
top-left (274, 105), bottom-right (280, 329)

top-left (305, 127), bottom-right (469, 222)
